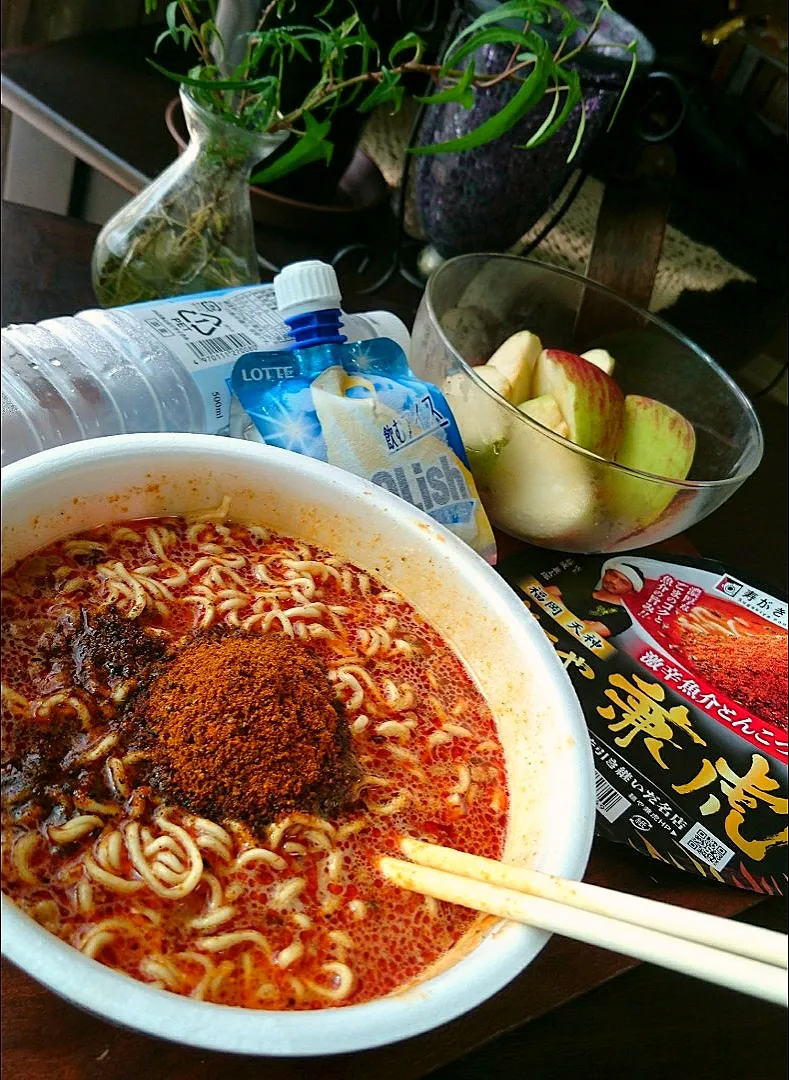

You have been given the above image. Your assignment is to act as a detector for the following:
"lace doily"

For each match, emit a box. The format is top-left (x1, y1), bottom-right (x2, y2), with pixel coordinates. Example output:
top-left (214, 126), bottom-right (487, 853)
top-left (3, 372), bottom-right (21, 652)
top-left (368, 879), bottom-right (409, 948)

top-left (359, 103), bottom-right (755, 312)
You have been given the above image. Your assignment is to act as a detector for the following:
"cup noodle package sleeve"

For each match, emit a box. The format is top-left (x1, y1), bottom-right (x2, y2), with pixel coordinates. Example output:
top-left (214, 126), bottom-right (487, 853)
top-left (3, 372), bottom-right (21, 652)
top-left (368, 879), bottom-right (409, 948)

top-left (498, 545), bottom-right (787, 896)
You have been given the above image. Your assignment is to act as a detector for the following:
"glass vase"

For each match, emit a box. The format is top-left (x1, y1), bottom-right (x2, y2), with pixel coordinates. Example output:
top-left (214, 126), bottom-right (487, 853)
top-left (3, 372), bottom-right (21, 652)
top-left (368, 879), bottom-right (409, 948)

top-left (92, 88), bottom-right (286, 307)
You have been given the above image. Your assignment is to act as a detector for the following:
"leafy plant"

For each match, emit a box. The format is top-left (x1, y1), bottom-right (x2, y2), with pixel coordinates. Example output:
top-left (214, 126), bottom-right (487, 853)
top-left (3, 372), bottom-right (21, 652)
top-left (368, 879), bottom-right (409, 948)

top-left (144, 0), bottom-right (638, 184)
top-left (93, 0), bottom-right (637, 308)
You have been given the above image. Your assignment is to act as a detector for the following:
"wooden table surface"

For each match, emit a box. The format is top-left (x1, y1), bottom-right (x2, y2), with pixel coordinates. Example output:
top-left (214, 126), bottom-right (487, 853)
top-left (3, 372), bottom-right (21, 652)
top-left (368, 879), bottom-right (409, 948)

top-left (1, 200), bottom-right (786, 1080)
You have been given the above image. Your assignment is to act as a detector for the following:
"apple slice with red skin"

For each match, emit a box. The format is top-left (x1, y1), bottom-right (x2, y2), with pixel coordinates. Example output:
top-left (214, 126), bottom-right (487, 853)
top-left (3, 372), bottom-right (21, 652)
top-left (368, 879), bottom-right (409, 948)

top-left (533, 349), bottom-right (624, 458)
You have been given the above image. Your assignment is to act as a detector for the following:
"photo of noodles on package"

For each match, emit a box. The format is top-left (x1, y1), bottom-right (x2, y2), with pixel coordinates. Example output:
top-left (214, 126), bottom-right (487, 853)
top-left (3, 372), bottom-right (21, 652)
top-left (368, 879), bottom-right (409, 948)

top-left (498, 546), bottom-right (788, 895)
top-left (230, 339), bottom-right (496, 563)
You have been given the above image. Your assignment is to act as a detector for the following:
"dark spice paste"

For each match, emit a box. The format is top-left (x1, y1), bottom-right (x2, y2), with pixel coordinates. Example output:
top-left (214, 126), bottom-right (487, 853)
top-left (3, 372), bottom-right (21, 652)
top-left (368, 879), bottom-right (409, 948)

top-left (35, 609), bottom-right (167, 700)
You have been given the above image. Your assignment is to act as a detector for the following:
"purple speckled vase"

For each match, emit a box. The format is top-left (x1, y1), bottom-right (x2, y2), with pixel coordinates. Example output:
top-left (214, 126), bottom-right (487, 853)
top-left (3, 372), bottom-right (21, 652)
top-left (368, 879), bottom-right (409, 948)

top-left (414, 1), bottom-right (654, 257)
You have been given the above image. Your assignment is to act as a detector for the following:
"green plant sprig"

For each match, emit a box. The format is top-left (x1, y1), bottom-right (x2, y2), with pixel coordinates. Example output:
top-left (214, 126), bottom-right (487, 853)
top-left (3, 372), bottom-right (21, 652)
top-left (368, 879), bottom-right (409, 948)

top-left (144, 0), bottom-right (637, 183)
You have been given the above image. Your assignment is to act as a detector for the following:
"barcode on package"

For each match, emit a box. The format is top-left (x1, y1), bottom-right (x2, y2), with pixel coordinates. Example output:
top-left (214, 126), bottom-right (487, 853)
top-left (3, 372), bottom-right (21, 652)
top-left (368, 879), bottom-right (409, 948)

top-left (594, 771), bottom-right (631, 823)
top-left (186, 332), bottom-right (257, 361)
top-left (679, 822), bottom-right (735, 870)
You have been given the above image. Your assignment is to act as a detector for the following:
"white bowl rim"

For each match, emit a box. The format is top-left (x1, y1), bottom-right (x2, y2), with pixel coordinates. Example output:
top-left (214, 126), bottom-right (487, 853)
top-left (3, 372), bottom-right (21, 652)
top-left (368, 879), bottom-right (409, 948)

top-left (1, 433), bottom-right (595, 1057)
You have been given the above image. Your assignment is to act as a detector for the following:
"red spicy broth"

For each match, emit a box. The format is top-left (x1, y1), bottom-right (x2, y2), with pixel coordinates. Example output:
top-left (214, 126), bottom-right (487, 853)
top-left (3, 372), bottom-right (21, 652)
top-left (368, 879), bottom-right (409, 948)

top-left (1, 505), bottom-right (508, 1009)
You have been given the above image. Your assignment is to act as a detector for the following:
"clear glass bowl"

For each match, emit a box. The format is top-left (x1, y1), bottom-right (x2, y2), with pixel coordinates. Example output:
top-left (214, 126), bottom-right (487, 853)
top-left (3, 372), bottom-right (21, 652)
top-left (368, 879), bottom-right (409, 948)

top-left (409, 254), bottom-right (763, 553)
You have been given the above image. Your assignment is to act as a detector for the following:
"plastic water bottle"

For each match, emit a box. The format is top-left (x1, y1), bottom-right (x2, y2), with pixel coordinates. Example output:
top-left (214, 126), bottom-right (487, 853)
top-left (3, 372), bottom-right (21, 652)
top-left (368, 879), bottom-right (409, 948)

top-left (1, 262), bottom-right (410, 467)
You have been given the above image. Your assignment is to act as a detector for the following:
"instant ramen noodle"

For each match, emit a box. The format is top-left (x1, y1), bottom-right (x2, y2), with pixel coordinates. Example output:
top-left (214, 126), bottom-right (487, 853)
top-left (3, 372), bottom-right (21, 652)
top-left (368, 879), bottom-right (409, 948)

top-left (1, 501), bottom-right (509, 1009)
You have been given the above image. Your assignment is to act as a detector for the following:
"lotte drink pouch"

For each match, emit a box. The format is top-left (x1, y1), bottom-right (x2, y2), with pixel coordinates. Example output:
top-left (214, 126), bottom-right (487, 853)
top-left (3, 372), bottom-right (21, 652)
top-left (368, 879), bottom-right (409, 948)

top-left (498, 545), bottom-right (788, 895)
top-left (230, 338), bottom-right (496, 562)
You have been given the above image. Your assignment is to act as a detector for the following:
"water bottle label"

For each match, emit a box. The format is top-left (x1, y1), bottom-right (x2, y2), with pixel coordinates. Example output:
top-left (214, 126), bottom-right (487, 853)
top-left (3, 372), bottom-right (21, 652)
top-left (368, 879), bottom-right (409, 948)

top-left (124, 286), bottom-right (290, 432)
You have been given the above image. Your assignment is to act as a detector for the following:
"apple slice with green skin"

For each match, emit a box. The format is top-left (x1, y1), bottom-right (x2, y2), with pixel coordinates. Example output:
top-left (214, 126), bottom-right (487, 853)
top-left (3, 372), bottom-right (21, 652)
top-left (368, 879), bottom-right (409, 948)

top-left (533, 349), bottom-right (624, 458)
top-left (518, 393), bottom-right (569, 438)
top-left (581, 348), bottom-right (616, 377)
top-left (486, 331), bottom-right (543, 404)
top-left (443, 365), bottom-right (513, 457)
top-left (606, 395), bottom-right (696, 528)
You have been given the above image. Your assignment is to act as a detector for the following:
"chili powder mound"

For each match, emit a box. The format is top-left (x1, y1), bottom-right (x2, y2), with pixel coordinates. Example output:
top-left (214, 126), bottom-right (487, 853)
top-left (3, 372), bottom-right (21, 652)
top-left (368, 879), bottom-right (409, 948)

top-left (130, 634), bottom-right (358, 826)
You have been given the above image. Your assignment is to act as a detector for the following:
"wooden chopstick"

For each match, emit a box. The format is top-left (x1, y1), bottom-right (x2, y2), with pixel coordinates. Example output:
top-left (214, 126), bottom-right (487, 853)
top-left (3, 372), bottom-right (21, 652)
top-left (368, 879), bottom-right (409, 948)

top-left (380, 839), bottom-right (788, 1008)
top-left (396, 838), bottom-right (787, 968)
